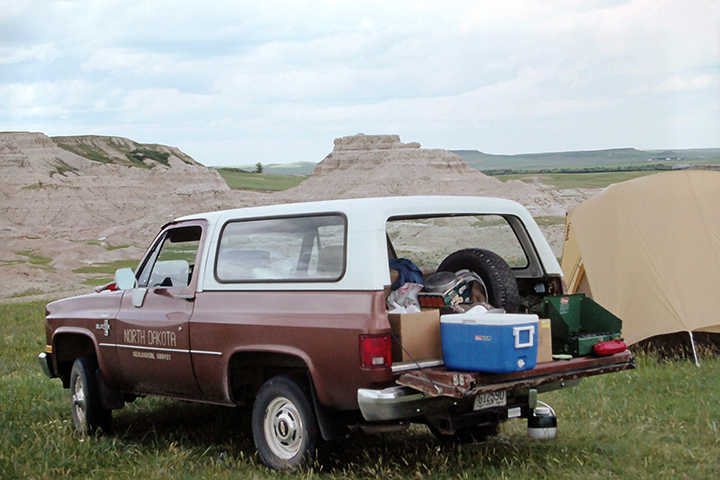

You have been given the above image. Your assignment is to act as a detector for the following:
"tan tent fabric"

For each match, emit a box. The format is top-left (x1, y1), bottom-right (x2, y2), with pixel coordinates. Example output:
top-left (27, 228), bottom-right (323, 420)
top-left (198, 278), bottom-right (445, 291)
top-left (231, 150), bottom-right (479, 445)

top-left (561, 170), bottom-right (720, 346)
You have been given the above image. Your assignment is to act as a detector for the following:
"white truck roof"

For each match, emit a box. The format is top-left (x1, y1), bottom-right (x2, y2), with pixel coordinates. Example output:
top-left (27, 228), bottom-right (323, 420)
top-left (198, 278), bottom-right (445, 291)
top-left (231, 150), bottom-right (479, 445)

top-left (177, 196), bottom-right (561, 292)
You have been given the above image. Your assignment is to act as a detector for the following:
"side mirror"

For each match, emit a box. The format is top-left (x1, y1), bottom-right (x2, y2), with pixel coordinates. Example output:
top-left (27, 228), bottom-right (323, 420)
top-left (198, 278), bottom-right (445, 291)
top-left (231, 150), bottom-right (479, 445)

top-left (114, 268), bottom-right (137, 290)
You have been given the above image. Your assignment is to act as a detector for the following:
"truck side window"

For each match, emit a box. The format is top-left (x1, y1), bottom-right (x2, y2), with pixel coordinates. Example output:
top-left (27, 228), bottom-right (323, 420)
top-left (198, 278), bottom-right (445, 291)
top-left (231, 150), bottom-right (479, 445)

top-left (215, 214), bottom-right (346, 282)
top-left (136, 226), bottom-right (202, 288)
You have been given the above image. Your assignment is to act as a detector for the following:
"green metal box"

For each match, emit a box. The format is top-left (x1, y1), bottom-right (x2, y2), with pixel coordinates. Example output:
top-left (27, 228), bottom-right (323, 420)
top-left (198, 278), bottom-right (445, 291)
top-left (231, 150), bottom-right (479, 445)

top-left (541, 294), bottom-right (623, 356)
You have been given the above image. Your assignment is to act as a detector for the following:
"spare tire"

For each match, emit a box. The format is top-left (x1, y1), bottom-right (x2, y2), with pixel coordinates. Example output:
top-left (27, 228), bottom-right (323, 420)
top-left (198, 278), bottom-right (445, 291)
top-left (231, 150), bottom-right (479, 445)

top-left (437, 248), bottom-right (520, 313)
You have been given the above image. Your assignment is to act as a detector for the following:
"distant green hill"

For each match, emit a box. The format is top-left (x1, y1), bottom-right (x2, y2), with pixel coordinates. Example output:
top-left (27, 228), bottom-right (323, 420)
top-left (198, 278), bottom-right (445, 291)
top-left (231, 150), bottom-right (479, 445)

top-left (217, 161), bottom-right (316, 176)
top-left (452, 147), bottom-right (720, 172)
top-left (216, 147), bottom-right (720, 176)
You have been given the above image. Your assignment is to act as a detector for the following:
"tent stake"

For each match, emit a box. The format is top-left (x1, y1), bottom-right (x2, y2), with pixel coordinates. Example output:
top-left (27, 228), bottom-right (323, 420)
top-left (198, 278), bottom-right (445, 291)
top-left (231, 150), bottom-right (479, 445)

top-left (689, 331), bottom-right (700, 367)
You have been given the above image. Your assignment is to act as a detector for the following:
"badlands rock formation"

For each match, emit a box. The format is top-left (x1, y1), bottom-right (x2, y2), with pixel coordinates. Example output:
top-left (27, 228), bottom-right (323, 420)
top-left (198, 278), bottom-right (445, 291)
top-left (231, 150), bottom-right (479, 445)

top-left (269, 134), bottom-right (574, 217)
top-left (0, 132), bottom-right (592, 300)
top-left (0, 132), bottom-right (253, 299)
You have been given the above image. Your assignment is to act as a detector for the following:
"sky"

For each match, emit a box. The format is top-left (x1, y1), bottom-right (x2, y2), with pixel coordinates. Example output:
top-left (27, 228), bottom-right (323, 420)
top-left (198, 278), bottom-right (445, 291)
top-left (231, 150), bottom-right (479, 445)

top-left (1, 0), bottom-right (719, 167)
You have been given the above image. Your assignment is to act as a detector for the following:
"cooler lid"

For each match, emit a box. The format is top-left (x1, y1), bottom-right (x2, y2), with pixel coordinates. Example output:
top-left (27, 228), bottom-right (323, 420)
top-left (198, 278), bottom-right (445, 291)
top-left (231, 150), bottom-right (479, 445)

top-left (441, 311), bottom-right (539, 326)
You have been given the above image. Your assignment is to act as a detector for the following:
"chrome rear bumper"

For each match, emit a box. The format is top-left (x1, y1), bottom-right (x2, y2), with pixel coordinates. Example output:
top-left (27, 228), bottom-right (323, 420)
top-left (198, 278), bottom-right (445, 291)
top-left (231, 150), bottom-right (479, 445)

top-left (357, 385), bottom-right (452, 422)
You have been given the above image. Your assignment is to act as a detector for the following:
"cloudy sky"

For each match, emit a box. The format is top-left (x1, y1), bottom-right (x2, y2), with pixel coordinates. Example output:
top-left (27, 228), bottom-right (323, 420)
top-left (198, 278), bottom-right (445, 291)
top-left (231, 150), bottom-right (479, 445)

top-left (2, 0), bottom-right (719, 166)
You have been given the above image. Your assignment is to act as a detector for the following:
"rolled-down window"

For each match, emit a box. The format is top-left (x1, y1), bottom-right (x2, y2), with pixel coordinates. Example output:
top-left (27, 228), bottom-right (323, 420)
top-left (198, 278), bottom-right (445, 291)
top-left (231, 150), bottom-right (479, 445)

top-left (215, 214), bottom-right (347, 282)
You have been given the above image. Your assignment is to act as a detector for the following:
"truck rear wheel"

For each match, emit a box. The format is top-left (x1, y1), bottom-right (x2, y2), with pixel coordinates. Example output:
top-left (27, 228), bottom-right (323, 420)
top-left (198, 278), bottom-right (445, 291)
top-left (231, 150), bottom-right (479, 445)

top-left (251, 374), bottom-right (319, 471)
top-left (69, 357), bottom-right (111, 434)
top-left (437, 248), bottom-right (520, 313)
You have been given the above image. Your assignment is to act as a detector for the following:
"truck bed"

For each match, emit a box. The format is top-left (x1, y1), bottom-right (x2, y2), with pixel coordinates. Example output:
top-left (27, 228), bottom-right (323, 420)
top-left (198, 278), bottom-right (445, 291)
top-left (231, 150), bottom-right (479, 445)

top-left (396, 351), bottom-right (635, 398)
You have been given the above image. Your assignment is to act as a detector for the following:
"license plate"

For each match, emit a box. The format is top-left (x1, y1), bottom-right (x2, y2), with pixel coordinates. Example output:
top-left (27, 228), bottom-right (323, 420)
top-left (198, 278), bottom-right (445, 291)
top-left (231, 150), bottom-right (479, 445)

top-left (473, 391), bottom-right (507, 410)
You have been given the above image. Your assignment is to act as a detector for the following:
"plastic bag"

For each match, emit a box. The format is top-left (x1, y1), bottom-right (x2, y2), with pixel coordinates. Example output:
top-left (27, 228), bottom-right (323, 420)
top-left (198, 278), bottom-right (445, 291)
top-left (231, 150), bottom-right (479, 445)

top-left (387, 303), bottom-right (421, 314)
top-left (387, 282), bottom-right (423, 310)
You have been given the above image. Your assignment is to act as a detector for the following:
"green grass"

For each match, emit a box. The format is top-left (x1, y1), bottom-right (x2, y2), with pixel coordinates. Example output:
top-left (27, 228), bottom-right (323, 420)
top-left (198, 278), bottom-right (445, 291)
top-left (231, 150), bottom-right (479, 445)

top-left (23, 182), bottom-right (61, 190)
top-left (86, 241), bottom-right (131, 251)
top-left (215, 168), bottom-right (308, 191)
top-left (497, 171), bottom-right (661, 189)
top-left (17, 250), bottom-right (53, 266)
top-left (75, 259), bottom-right (140, 287)
top-left (54, 142), bottom-right (117, 165)
top-left (10, 287), bottom-right (47, 298)
top-left (127, 148), bottom-right (170, 166)
top-left (533, 216), bottom-right (566, 227)
top-left (2, 300), bottom-right (719, 479)
top-left (73, 259), bottom-right (139, 275)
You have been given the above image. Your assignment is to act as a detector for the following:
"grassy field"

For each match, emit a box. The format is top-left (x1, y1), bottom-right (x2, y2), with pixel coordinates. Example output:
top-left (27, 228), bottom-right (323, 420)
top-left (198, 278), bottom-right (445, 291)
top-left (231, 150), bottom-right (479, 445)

top-left (214, 168), bottom-right (683, 193)
top-left (211, 165), bottom-right (705, 193)
top-left (2, 300), bottom-right (719, 479)
top-left (215, 168), bottom-right (308, 191)
top-left (495, 171), bottom-right (661, 189)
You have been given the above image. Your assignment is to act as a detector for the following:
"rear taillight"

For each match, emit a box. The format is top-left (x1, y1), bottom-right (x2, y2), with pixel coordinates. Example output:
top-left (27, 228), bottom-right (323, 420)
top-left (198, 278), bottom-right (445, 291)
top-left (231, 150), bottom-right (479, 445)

top-left (359, 334), bottom-right (392, 368)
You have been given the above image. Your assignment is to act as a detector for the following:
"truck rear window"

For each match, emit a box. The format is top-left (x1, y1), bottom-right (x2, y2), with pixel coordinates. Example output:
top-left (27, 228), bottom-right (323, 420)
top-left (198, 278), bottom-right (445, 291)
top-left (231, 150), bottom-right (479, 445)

top-left (387, 215), bottom-right (528, 272)
top-left (215, 214), bottom-right (346, 282)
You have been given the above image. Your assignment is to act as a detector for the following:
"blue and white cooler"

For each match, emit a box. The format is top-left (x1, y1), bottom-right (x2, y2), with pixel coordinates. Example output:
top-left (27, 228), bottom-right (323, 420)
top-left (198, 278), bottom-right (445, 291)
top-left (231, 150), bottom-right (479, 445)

top-left (441, 307), bottom-right (539, 373)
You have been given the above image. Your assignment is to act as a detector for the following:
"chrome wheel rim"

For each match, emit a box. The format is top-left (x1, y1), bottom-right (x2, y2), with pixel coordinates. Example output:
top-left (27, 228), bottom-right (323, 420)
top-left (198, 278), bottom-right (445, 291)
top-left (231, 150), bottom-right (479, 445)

top-left (264, 396), bottom-right (303, 460)
top-left (72, 375), bottom-right (87, 432)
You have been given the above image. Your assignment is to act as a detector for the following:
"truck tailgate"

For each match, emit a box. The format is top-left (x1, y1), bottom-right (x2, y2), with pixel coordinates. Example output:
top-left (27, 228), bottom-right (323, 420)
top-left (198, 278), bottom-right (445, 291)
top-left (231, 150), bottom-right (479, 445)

top-left (396, 350), bottom-right (635, 398)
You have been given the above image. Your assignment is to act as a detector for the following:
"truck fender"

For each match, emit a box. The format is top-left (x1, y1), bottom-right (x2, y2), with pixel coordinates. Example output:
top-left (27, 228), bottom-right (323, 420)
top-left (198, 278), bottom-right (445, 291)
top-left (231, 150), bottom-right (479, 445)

top-left (51, 328), bottom-right (100, 387)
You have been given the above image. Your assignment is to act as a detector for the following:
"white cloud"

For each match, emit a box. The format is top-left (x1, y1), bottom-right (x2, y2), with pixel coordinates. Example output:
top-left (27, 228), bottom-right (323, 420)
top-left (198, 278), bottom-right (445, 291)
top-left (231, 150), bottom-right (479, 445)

top-left (1, 0), bottom-right (718, 163)
top-left (0, 43), bottom-right (60, 65)
top-left (652, 74), bottom-right (720, 94)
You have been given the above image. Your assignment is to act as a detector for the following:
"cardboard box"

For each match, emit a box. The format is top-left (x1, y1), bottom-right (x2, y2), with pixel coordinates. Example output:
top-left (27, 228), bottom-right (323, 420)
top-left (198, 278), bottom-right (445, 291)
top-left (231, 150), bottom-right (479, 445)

top-left (441, 312), bottom-right (538, 373)
top-left (388, 310), bottom-right (442, 363)
top-left (537, 318), bottom-right (553, 363)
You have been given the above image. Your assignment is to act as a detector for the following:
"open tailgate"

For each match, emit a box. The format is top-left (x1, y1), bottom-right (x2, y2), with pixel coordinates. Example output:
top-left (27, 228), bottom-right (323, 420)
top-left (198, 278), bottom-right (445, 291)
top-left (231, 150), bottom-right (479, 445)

top-left (396, 350), bottom-right (635, 398)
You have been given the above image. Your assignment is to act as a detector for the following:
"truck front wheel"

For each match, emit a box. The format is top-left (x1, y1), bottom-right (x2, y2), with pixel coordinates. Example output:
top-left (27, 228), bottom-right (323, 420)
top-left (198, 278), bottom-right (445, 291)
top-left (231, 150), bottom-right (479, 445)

top-left (251, 374), bottom-right (319, 471)
top-left (69, 356), bottom-right (111, 434)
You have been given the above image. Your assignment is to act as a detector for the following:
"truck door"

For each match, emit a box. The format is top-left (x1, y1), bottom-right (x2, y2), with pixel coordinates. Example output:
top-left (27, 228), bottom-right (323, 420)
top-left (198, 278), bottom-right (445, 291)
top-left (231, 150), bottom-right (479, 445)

top-left (114, 222), bottom-right (205, 397)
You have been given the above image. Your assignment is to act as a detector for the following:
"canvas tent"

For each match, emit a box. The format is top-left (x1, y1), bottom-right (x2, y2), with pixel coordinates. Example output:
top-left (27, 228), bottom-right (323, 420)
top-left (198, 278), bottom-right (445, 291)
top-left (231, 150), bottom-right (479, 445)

top-left (561, 171), bottom-right (720, 363)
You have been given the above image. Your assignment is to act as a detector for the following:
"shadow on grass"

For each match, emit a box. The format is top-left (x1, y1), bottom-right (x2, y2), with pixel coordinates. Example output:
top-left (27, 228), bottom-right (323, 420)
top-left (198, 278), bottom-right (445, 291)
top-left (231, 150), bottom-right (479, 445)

top-left (104, 397), bottom-right (624, 477)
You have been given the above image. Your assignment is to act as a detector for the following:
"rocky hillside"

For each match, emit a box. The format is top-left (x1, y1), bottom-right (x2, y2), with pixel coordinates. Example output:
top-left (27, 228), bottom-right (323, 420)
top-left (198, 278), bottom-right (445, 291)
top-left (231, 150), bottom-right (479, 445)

top-left (52, 135), bottom-right (201, 168)
top-left (0, 132), bottom-right (590, 300)
top-left (0, 132), bottom-right (261, 299)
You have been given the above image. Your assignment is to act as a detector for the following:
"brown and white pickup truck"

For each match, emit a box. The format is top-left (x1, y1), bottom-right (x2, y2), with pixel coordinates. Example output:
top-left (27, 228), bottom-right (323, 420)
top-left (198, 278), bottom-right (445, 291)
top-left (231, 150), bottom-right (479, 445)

top-left (39, 196), bottom-right (634, 470)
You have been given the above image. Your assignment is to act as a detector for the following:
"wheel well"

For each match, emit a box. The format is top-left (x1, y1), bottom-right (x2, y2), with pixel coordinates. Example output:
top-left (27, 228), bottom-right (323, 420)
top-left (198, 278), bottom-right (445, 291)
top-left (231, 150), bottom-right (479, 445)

top-left (53, 334), bottom-right (96, 387)
top-left (227, 351), bottom-right (309, 404)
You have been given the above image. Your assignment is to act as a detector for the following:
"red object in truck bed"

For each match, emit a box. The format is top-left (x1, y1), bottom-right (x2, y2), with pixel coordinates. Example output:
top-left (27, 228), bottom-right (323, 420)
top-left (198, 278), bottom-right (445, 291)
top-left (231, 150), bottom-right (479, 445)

top-left (396, 350), bottom-right (635, 398)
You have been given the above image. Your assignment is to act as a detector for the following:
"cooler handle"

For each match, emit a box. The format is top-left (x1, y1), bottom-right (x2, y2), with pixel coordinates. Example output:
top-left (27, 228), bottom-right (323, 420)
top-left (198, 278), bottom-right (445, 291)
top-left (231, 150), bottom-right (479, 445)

top-left (513, 326), bottom-right (535, 349)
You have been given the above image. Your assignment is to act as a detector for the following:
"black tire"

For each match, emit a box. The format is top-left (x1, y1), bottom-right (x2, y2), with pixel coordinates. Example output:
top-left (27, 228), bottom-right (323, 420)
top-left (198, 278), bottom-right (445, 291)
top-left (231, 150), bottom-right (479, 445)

top-left (251, 374), bottom-right (319, 471)
top-left (437, 248), bottom-right (520, 313)
top-left (69, 357), bottom-right (111, 434)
